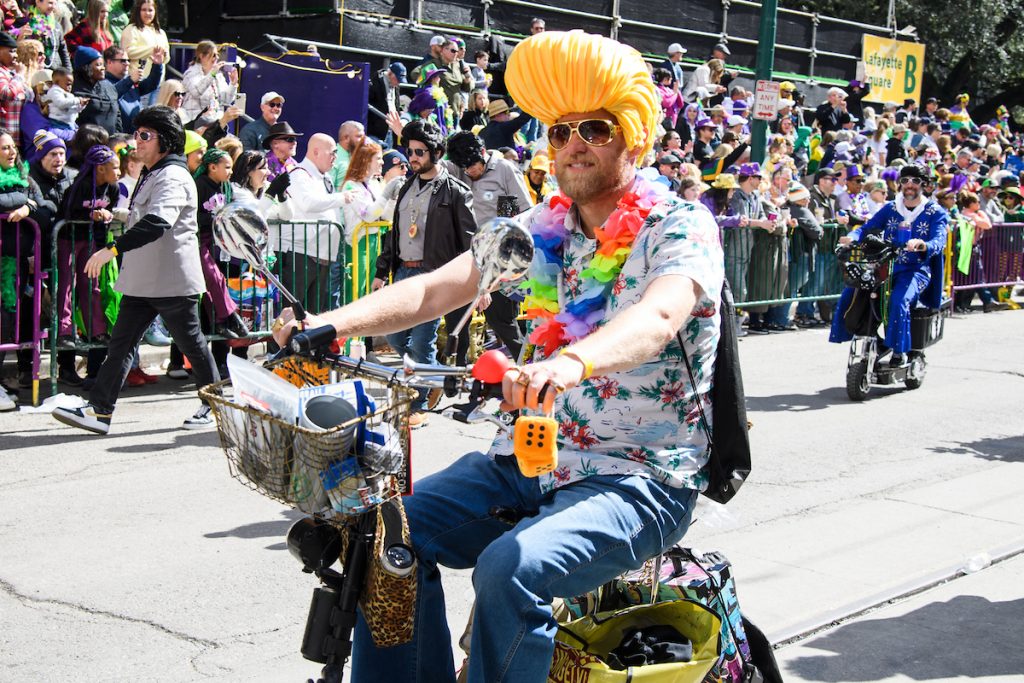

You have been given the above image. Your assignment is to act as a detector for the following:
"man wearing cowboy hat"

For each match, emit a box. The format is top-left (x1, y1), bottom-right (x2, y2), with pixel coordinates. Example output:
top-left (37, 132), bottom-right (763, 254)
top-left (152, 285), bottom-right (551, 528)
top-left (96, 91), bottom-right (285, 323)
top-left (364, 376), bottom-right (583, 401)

top-left (262, 120), bottom-right (303, 180)
top-left (479, 97), bottom-right (533, 150)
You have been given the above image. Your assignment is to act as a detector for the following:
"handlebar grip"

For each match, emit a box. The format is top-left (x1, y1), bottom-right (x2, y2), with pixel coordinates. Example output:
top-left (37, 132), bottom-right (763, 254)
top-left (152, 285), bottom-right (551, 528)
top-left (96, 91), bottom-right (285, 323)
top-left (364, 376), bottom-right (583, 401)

top-left (288, 324), bottom-right (339, 355)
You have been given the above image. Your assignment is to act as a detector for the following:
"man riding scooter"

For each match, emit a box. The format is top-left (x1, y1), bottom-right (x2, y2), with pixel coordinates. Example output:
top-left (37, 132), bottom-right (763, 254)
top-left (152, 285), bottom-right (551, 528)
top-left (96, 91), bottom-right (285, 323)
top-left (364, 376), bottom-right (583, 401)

top-left (830, 164), bottom-right (948, 367)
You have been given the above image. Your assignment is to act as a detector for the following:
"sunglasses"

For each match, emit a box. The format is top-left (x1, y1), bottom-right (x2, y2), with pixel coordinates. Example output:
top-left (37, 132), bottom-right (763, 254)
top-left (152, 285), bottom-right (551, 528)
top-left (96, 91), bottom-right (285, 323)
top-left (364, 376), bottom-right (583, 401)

top-left (133, 130), bottom-right (155, 141)
top-left (173, 91), bottom-right (185, 98)
top-left (266, 101), bottom-right (283, 108)
top-left (445, 47), bottom-right (458, 53)
top-left (899, 177), bottom-right (923, 186)
top-left (548, 119), bottom-right (621, 150)
top-left (112, 58), bottom-right (130, 64)
top-left (408, 148), bottom-right (430, 157)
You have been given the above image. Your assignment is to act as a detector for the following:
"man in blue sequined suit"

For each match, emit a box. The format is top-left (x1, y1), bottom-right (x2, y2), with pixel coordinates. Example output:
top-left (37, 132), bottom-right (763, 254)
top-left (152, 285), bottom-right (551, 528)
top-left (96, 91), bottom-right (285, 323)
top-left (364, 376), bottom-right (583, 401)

top-left (830, 164), bottom-right (948, 365)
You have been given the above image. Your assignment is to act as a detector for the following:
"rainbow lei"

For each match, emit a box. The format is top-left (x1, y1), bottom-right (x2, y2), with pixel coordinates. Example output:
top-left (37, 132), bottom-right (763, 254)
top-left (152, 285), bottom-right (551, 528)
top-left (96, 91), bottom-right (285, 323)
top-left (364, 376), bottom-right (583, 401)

top-left (520, 177), bottom-right (668, 357)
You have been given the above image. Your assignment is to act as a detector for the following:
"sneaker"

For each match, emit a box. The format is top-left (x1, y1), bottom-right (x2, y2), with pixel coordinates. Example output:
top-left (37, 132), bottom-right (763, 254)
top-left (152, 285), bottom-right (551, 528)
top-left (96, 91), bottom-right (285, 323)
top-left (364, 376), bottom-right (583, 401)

top-left (143, 320), bottom-right (173, 346)
top-left (56, 335), bottom-right (77, 350)
top-left (167, 366), bottom-right (190, 380)
top-left (17, 370), bottom-right (32, 388)
top-left (92, 333), bottom-right (111, 345)
top-left (182, 404), bottom-right (215, 430)
top-left (0, 392), bottom-right (15, 412)
top-left (57, 366), bottom-right (84, 387)
top-left (135, 367), bottom-right (159, 384)
top-left (53, 404), bottom-right (111, 434)
top-left (124, 368), bottom-right (148, 388)
top-left (408, 411), bottom-right (430, 429)
top-left (767, 321), bottom-right (798, 332)
top-left (426, 387), bottom-right (444, 411)
top-left (746, 322), bottom-right (770, 335)
top-left (889, 353), bottom-right (906, 368)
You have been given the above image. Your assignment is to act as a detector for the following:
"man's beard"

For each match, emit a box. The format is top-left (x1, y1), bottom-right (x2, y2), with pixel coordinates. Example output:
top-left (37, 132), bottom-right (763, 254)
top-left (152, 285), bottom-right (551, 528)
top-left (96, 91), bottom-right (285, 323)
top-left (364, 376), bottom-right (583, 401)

top-left (554, 150), bottom-right (632, 205)
top-left (902, 186), bottom-right (921, 203)
top-left (413, 157), bottom-right (435, 175)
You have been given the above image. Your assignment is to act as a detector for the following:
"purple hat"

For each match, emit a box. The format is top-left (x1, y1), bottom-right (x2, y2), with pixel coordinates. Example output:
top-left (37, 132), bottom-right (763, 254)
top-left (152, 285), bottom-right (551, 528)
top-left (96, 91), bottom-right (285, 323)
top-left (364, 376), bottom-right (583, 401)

top-left (695, 116), bottom-right (715, 129)
top-left (408, 89), bottom-right (437, 114)
top-left (849, 79), bottom-right (863, 89)
top-left (419, 65), bottom-right (443, 84)
top-left (846, 164), bottom-right (864, 179)
top-left (738, 162), bottom-right (762, 177)
top-left (732, 100), bottom-right (748, 112)
top-left (29, 130), bottom-right (66, 163)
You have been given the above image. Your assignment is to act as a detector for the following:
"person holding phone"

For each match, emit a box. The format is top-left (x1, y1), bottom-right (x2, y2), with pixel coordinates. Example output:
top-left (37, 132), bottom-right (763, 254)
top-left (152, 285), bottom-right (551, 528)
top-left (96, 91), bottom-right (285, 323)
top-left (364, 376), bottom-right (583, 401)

top-left (119, 0), bottom-right (169, 105)
top-left (180, 40), bottom-right (236, 122)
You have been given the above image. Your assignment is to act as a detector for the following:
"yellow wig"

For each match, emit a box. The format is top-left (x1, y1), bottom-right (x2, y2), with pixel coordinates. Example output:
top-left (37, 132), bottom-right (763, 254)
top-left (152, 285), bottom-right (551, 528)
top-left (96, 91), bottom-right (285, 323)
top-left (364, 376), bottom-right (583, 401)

top-left (505, 30), bottom-right (659, 164)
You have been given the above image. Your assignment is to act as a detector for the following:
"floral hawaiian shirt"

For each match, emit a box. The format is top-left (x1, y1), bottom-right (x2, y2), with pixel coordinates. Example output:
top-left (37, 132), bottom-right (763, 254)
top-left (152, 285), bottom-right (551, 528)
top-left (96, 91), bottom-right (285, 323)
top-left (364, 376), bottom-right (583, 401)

top-left (488, 186), bottom-right (725, 493)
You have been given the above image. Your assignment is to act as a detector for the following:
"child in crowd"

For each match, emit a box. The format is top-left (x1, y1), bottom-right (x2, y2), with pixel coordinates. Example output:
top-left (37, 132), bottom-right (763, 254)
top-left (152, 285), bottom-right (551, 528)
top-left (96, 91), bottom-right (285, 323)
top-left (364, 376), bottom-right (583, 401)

top-left (55, 144), bottom-right (121, 348)
top-left (42, 67), bottom-right (87, 128)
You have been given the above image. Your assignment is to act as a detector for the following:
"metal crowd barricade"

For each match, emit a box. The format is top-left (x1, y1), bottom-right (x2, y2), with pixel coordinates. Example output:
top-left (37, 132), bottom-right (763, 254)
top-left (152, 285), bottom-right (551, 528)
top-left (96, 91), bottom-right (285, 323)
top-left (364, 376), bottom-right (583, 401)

top-left (736, 221), bottom-right (848, 307)
top-left (949, 222), bottom-right (1024, 294)
top-left (348, 220), bottom-right (389, 303)
top-left (266, 219), bottom-right (346, 316)
top-left (1, 216), bottom-right (44, 405)
top-left (47, 219), bottom-right (126, 397)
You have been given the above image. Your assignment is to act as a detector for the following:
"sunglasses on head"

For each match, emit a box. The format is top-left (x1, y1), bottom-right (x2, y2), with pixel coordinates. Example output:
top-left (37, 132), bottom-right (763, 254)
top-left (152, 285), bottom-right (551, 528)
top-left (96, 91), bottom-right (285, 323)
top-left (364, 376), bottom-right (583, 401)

top-left (899, 177), bottom-right (923, 186)
top-left (548, 119), bottom-right (622, 150)
top-left (408, 147), bottom-right (430, 157)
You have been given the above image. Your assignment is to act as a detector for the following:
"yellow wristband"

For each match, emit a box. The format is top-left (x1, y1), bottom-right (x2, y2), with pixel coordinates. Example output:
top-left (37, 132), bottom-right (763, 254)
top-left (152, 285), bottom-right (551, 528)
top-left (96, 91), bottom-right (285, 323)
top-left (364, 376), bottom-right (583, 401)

top-left (559, 349), bottom-right (593, 380)
top-left (108, 245), bottom-right (118, 257)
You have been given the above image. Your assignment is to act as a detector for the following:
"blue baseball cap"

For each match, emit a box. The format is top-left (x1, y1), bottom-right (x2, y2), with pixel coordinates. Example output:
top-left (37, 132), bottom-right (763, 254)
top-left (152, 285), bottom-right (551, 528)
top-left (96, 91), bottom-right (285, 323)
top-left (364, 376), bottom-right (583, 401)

top-left (382, 149), bottom-right (409, 174)
top-left (388, 62), bottom-right (407, 83)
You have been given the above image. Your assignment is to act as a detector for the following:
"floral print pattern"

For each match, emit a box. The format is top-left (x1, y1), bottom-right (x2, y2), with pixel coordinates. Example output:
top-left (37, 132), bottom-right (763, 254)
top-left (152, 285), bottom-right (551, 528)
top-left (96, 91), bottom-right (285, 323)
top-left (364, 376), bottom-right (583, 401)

top-left (488, 187), bottom-right (725, 493)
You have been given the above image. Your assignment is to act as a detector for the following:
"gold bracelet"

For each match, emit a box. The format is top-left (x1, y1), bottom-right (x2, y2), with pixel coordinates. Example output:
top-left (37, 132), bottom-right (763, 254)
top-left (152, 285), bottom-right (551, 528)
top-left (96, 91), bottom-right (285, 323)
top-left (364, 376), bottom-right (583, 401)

top-left (559, 349), bottom-right (593, 380)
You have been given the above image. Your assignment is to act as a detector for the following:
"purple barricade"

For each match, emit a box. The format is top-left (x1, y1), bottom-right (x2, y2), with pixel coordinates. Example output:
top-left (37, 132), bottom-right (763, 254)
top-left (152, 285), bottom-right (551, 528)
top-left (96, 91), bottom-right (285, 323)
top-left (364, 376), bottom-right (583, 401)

top-left (0, 217), bottom-right (44, 405)
top-left (952, 222), bottom-right (1024, 292)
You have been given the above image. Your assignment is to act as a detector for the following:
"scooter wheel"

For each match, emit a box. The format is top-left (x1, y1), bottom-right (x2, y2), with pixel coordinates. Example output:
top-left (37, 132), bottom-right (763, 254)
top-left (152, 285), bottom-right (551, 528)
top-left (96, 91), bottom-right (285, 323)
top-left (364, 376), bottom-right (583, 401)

top-left (905, 354), bottom-right (926, 390)
top-left (846, 360), bottom-right (871, 401)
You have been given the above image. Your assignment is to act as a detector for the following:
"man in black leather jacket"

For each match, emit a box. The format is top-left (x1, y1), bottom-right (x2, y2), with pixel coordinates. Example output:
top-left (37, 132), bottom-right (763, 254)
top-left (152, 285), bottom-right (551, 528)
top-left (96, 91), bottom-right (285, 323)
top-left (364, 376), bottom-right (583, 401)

top-left (372, 119), bottom-right (476, 427)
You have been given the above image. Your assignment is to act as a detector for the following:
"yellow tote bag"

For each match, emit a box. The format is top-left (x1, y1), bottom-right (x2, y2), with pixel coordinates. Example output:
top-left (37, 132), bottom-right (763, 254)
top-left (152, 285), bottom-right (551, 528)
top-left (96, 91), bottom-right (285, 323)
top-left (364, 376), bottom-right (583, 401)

top-left (549, 600), bottom-right (722, 683)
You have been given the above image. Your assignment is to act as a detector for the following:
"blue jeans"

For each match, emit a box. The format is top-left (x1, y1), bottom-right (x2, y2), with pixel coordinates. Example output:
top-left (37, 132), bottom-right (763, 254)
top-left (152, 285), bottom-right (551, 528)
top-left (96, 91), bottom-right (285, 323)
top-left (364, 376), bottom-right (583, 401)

top-left (384, 265), bottom-right (439, 411)
top-left (351, 452), bottom-right (698, 683)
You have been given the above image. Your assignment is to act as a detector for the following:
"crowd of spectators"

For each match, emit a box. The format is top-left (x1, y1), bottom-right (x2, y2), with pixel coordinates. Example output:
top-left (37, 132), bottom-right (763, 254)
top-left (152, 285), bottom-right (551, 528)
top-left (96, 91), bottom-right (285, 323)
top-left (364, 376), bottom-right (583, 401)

top-left (1, 10), bottom-right (1022, 421)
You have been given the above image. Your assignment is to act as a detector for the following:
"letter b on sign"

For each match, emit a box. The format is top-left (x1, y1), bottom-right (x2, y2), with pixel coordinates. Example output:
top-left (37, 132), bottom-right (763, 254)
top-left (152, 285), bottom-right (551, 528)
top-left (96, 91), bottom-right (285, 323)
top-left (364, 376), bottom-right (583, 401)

top-left (905, 55), bottom-right (918, 94)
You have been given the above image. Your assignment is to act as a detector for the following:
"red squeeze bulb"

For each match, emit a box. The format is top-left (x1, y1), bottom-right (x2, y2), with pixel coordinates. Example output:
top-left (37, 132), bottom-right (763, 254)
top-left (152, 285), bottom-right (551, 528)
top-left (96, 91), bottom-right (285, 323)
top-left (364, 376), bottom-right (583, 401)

top-left (472, 349), bottom-right (512, 384)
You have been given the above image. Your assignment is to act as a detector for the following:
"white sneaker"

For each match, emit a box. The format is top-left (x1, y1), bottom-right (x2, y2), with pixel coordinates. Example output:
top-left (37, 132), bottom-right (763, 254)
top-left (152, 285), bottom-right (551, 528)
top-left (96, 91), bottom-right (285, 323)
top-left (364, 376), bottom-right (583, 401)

top-left (182, 404), bottom-right (215, 430)
top-left (0, 392), bottom-right (16, 412)
top-left (53, 404), bottom-right (112, 434)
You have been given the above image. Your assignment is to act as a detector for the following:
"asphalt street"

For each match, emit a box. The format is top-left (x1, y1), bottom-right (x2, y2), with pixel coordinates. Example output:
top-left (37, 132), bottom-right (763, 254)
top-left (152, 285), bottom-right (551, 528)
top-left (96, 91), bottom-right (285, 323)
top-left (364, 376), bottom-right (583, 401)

top-left (1, 307), bottom-right (1022, 682)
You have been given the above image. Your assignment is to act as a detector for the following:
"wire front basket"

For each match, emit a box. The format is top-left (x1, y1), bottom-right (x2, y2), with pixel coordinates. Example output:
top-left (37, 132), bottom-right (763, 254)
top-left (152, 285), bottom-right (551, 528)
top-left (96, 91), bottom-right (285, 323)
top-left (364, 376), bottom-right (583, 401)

top-left (200, 357), bottom-right (416, 519)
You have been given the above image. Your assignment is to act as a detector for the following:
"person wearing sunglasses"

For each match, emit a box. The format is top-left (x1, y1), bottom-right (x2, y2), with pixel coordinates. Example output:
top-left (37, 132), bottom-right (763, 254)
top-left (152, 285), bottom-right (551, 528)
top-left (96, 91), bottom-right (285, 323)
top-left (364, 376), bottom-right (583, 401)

top-left (274, 31), bottom-right (723, 682)
top-left (54, 106), bottom-right (222, 434)
top-left (239, 91), bottom-right (284, 152)
top-left (832, 163), bottom-right (949, 367)
top-left (101, 44), bottom-right (166, 134)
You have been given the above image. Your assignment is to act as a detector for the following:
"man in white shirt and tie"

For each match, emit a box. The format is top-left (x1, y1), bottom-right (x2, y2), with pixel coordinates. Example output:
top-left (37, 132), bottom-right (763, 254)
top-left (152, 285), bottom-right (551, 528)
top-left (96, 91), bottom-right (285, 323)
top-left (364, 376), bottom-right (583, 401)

top-left (279, 133), bottom-right (348, 313)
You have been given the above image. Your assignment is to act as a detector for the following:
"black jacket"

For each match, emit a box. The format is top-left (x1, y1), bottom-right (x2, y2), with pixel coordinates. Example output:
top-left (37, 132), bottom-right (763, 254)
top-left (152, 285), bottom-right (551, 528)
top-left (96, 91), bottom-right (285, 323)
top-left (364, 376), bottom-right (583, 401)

top-left (375, 169), bottom-right (476, 281)
top-left (74, 74), bottom-right (122, 134)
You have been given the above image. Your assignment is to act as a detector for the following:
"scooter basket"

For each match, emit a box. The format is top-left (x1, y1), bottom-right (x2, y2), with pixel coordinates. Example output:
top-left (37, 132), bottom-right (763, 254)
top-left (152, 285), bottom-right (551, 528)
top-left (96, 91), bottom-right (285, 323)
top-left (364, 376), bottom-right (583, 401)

top-left (910, 307), bottom-right (944, 349)
top-left (200, 357), bottom-right (415, 518)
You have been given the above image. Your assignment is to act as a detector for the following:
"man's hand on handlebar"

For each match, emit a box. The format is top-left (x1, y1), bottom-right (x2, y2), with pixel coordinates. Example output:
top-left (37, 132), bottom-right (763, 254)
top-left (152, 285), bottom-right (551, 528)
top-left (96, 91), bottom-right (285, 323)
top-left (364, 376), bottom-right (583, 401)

top-left (500, 355), bottom-right (585, 414)
top-left (838, 235), bottom-right (854, 245)
top-left (905, 238), bottom-right (927, 252)
top-left (271, 308), bottom-right (333, 348)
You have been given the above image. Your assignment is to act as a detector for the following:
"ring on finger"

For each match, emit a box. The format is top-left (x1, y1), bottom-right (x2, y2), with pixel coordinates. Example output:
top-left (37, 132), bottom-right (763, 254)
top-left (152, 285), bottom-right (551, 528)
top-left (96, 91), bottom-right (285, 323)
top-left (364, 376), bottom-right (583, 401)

top-left (271, 317), bottom-right (285, 332)
top-left (515, 372), bottom-right (531, 388)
